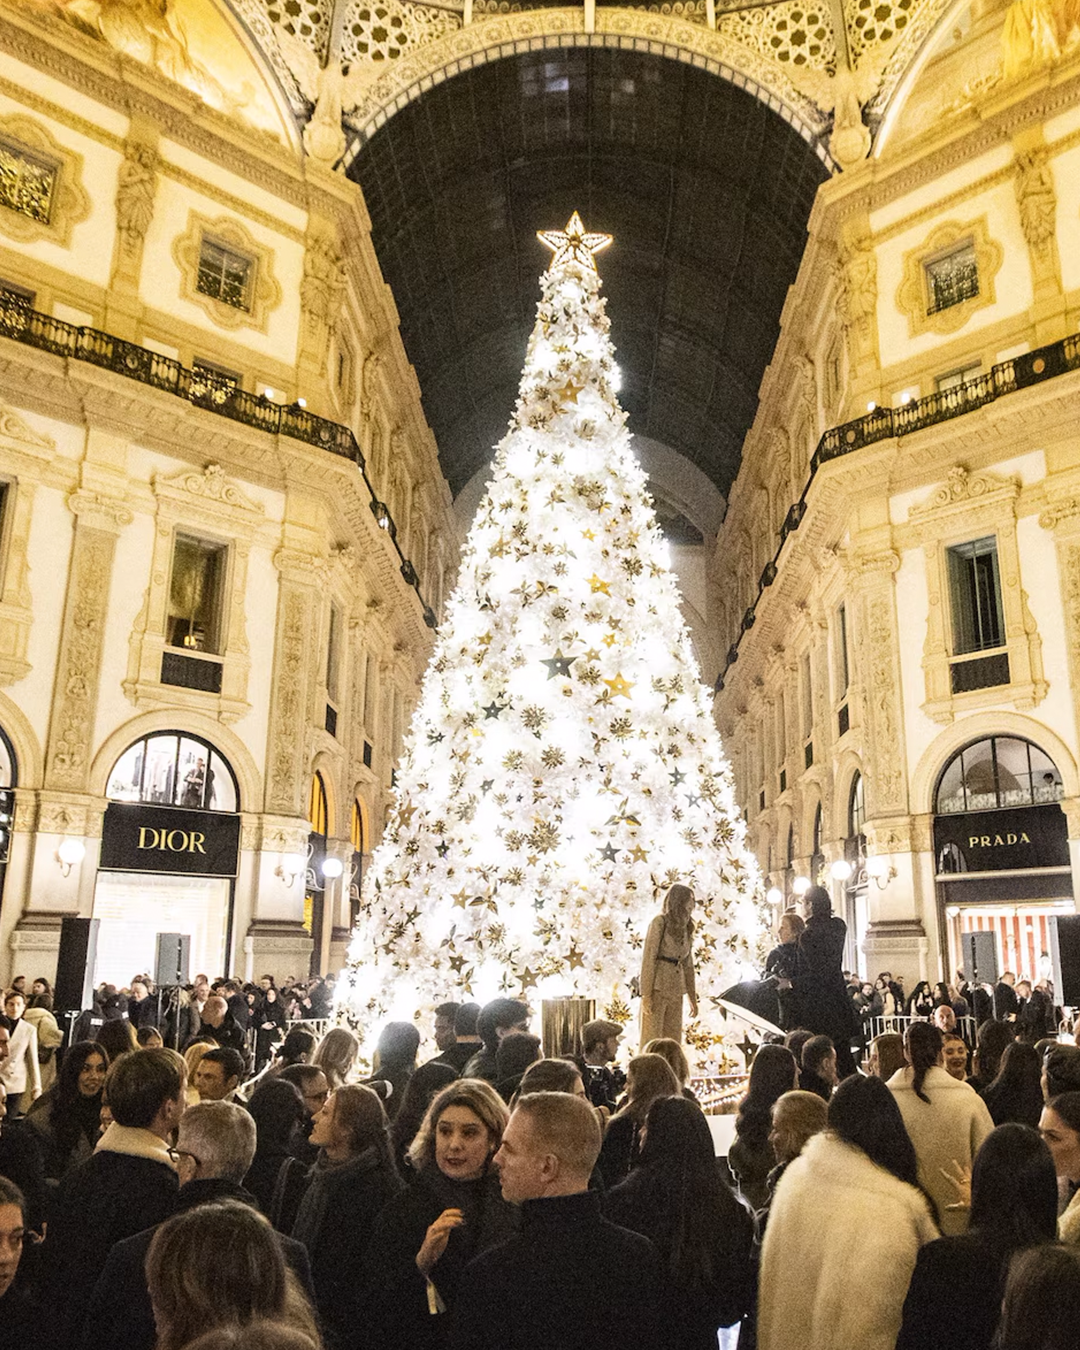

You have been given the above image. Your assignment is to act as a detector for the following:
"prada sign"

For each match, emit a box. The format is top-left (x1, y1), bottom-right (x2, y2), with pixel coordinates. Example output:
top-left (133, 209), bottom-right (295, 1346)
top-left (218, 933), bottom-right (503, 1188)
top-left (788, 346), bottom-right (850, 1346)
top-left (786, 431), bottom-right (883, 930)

top-left (934, 803), bottom-right (1070, 875)
top-left (100, 803), bottom-right (241, 877)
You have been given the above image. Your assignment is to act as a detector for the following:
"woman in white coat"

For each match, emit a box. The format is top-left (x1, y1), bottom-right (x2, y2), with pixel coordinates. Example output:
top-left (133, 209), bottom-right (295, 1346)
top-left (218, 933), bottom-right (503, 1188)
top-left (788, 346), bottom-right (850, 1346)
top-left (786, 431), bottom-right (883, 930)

top-left (886, 1020), bottom-right (994, 1236)
top-left (758, 1074), bottom-right (938, 1350)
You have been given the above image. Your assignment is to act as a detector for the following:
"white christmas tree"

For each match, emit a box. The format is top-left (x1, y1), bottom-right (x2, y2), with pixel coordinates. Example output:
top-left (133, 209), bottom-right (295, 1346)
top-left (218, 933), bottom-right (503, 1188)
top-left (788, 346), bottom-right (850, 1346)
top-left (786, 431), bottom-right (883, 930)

top-left (341, 214), bottom-right (765, 1053)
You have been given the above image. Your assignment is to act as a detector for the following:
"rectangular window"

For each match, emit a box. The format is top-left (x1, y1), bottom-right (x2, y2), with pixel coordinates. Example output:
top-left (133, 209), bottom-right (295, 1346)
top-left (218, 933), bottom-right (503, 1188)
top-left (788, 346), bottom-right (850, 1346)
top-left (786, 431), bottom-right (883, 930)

top-left (801, 652), bottom-right (813, 738)
top-left (836, 603), bottom-right (850, 699)
top-left (947, 536), bottom-right (1004, 654)
top-left (0, 279), bottom-right (35, 309)
top-left (167, 533), bottom-right (226, 654)
top-left (925, 242), bottom-right (979, 315)
top-left (0, 138), bottom-right (57, 224)
top-left (935, 362), bottom-right (982, 392)
top-left (326, 605), bottom-right (341, 703)
top-left (196, 237), bottom-right (253, 312)
top-left (191, 357), bottom-right (240, 390)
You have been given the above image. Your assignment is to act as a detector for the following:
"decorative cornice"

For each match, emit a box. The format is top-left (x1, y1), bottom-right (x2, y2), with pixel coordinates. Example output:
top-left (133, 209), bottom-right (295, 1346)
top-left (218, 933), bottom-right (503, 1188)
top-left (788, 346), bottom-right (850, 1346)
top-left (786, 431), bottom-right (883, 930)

top-left (1039, 496), bottom-right (1080, 529)
top-left (67, 487), bottom-right (133, 532)
top-left (0, 398), bottom-right (55, 456)
top-left (154, 462), bottom-right (265, 516)
top-left (908, 464), bottom-right (1020, 518)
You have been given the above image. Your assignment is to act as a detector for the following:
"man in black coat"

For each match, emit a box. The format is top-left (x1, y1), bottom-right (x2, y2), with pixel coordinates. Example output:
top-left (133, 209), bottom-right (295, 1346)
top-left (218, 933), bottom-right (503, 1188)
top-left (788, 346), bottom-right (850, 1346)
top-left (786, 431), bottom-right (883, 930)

top-left (40, 1048), bottom-right (185, 1350)
top-left (791, 887), bottom-right (860, 1078)
top-left (83, 1100), bottom-right (312, 1350)
top-left (994, 972), bottom-right (1020, 1021)
top-left (197, 994), bottom-right (248, 1057)
top-left (452, 1092), bottom-right (663, 1350)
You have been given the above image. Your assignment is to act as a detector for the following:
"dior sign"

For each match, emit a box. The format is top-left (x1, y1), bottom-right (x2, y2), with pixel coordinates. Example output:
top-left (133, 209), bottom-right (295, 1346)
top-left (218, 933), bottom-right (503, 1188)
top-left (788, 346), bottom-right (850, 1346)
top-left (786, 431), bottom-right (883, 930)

top-left (100, 803), bottom-right (240, 877)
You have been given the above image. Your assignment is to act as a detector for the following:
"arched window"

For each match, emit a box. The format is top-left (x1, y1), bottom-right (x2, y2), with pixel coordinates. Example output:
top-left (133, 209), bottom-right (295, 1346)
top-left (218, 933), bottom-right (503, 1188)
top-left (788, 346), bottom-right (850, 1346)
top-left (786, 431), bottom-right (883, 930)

top-left (848, 773), bottom-right (865, 840)
top-left (106, 732), bottom-right (237, 811)
top-left (811, 802), bottom-right (824, 879)
top-left (308, 772), bottom-right (328, 836)
top-left (935, 736), bottom-right (1063, 815)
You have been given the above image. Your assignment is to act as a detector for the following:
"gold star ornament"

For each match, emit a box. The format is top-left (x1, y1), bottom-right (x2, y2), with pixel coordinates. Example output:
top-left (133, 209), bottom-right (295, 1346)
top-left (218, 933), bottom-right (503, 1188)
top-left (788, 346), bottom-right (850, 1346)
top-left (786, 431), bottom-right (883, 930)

top-left (538, 211), bottom-right (613, 274)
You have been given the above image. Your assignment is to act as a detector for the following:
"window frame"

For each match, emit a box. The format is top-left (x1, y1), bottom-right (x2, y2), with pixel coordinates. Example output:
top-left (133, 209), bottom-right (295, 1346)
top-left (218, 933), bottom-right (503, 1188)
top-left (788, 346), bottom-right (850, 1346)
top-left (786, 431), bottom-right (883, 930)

top-left (166, 528), bottom-right (230, 657)
top-left (195, 235), bottom-right (255, 313)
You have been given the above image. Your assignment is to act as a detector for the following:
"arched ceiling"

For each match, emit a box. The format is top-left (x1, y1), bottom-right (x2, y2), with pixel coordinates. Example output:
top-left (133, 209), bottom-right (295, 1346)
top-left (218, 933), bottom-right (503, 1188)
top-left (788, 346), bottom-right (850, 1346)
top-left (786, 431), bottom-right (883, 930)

top-left (347, 47), bottom-right (829, 498)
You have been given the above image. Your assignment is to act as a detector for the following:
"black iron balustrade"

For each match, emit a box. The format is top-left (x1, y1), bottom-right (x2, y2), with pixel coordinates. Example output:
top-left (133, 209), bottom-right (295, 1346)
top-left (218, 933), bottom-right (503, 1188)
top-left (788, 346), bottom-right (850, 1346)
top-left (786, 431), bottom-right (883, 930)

top-left (0, 289), bottom-right (434, 627)
top-left (719, 326), bottom-right (1080, 688)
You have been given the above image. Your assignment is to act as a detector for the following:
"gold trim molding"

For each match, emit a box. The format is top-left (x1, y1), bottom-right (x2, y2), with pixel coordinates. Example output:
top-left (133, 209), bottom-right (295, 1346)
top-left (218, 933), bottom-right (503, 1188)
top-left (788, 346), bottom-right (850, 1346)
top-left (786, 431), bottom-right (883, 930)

top-left (171, 210), bottom-right (282, 334)
top-left (896, 215), bottom-right (1005, 339)
top-left (0, 111), bottom-right (90, 249)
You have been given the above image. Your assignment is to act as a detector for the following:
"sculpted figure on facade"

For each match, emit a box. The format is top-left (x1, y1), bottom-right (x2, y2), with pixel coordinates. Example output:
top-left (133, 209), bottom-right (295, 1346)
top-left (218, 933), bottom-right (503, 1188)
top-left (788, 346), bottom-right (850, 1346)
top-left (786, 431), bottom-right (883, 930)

top-left (1001, 0), bottom-right (1079, 79)
top-left (115, 139), bottom-right (158, 243)
top-left (837, 227), bottom-right (878, 372)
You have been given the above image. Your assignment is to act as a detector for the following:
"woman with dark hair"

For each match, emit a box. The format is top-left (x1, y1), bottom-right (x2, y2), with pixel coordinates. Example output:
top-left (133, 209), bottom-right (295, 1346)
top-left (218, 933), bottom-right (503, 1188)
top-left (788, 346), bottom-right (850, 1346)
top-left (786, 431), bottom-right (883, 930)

top-left (147, 1199), bottom-right (321, 1350)
top-left (907, 980), bottom-right (935, 1019)
top-left (245, 1078), bottom-right (309, 1227)
top-left (597, 1053), bottom-right (680, 1189)
top-left (391, 1061), bottom-right (458, 1177)
top-left (993, 1243), bottom-right (1080, 1350)
top-left (363, 1079), bottom-right (516, 1350)
top-left (96, 1017), bottom-right (138, 1064)
top-left (969, 1019), bottom-right (1014, 1094)
top-left (897, 1123), bottom-right (1059, 1350)
top-left (23, 1040), bottom-right (108, 1182)
top-left (727, 1044), bottom-right (798, 1209)
top-left (291, 1084), bottom-right (404, 1347)
top-left (255, 986), bottom-right (289, 1074)
top-left (981, 1043), bottom-right (1045, 1128)
top-left (758, 1075), bottom-right (938, 1350)
top-left (887, 1021), bottom-right (994, 1235)
top-left (364, 1022), bottom-right (420, 1121)
top-left (1038, 1091), bottom-right (1080, 1244)
top-left (606, 1096), bottom-right (754, 1348)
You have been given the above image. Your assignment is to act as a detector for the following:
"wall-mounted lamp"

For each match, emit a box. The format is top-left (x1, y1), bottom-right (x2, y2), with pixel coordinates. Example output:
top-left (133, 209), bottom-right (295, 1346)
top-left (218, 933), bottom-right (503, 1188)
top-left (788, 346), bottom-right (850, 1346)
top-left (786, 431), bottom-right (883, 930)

top-left (830, 859), bottom-right (853, 882)
top-left (792, 875), bottom-right (811, 897)
top-left (321, 857), bottom-right (344, 880)
top-left (865, 854), bottom-right (897, 889)
top-left (56, 837), bottom-right (85, 877)
top-left (275, 852), bottom-right (306, 887)
top-left (766, 886), bottom-right (784, 906)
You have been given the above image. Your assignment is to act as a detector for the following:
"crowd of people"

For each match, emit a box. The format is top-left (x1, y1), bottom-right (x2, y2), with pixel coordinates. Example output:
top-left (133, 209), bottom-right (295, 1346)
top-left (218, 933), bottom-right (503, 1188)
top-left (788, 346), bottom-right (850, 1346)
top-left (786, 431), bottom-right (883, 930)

top-left (0, 937), bottom-right (1077, 1349)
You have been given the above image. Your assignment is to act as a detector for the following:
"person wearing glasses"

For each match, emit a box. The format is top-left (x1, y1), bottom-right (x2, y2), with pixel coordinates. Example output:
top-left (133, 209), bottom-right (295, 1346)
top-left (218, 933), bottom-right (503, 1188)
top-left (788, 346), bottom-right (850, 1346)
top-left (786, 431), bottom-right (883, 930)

top-left (85, 1100), bottom-right (312, 1350)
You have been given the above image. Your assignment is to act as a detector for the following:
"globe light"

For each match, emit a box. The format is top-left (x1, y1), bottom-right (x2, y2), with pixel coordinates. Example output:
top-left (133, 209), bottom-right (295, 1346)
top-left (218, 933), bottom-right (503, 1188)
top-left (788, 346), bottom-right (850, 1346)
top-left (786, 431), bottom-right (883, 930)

top-left (830, 859), bottom-right (853, 881)
top-left (321, 857), bottom-right (344, 879)
top-left (792, 875), bottom-right (811, 896)
top-left (766, 886), bottom-right (784, 906)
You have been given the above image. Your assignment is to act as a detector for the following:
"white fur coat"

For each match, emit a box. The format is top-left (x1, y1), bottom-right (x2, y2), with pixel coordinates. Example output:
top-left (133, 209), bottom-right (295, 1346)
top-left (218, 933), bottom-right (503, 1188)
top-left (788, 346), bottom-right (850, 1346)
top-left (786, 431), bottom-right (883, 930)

top-left (758, 1131), bottom-right (938, 1350)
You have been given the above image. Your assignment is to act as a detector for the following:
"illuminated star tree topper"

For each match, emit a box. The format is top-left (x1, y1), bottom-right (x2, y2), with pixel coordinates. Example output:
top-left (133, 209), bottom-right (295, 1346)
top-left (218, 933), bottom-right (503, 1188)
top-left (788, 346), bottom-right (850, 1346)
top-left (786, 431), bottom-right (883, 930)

top-left (340, 212), bottom-right (766, 1060)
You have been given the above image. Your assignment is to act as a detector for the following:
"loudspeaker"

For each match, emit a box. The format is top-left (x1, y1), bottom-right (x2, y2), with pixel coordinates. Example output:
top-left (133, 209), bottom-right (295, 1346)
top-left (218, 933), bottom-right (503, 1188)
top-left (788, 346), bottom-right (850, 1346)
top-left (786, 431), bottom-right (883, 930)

top-left (961, 930), bottom-right (999, 988)
top-left (154, 932), bottom-right (190, 988)
top-left (1047, 915), bottom-right (1080, 1006)
top-left (54, 916), bottom-right (99, 1012)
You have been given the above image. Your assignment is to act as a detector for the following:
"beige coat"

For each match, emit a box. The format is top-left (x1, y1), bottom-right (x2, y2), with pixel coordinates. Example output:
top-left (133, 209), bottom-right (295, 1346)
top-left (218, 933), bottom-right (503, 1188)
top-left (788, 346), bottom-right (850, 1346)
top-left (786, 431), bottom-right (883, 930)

top-left (758, 1131), bottom-right (938, 1350)
top-left (1059, 1184), bottom-right (1080, 1244)
top-left (886, 1064), bottom-right (994, 1236)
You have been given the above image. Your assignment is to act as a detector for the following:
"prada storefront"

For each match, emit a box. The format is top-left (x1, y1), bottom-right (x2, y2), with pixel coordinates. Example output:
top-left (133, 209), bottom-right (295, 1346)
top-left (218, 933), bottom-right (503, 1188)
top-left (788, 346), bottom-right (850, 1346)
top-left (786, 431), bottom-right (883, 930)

top-left (95, 732), bottom-right (240, 984)
top-left (934, 735), bottom-right (1073, 982)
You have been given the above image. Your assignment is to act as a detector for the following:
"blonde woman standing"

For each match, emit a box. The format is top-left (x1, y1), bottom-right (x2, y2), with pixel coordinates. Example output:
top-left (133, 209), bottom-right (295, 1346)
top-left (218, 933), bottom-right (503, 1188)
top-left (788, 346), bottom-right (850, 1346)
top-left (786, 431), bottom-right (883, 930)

top-left (639, 883), bottom-right (697, 1047)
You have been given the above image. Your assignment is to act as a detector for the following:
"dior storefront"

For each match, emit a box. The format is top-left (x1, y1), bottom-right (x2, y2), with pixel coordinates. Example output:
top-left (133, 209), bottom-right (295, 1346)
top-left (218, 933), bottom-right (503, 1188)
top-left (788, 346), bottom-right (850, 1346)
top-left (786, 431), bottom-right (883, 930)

top-left (93, 730), bottom-right (240, 984)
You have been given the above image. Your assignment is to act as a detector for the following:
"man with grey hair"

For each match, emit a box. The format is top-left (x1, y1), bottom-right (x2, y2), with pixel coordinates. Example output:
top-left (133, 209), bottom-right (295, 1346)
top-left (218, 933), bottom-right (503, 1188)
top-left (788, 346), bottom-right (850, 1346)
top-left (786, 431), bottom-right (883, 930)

top-left (84, 1101), bottom-right (311, 1350)
top-left (453, 1092), bottom-right (663, 1349)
